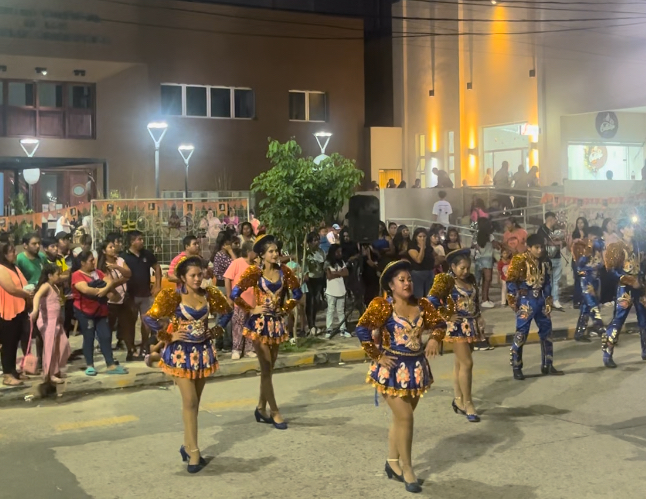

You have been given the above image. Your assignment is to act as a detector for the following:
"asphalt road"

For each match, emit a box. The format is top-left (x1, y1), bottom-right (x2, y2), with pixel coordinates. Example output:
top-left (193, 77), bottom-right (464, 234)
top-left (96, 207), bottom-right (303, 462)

top-left (1, 334), bottom-right (646, 499)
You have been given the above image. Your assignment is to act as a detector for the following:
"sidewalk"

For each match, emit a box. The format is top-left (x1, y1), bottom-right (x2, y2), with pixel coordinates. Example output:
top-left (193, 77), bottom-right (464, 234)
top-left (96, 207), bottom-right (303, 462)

top-left (0, 302), bottom-right (635, 405)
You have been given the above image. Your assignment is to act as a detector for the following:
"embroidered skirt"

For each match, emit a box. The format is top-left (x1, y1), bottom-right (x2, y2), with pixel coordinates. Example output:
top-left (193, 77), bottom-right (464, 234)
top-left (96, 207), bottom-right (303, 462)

top-left (243, 313), bottom-right (289, 345)
top-left (160, 339), bottom-right (218, 379)
top-left (366, 353), bottom-right (432, 398)
top-left (444, 317), bottom-right (485, 343)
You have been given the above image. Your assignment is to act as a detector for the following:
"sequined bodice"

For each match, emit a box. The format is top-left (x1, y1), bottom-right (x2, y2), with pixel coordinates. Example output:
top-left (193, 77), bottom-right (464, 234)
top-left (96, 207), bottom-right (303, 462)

top-left (521, 256), bottom-right (548, 290)
top-left (254, 273), bottom-right (285, 315)
top-left (380, 311), bottom-right (426, 354)
top-left (449, 284), bottom-right (478, 318)
top-left (621, 248), bottom-right (640, 276)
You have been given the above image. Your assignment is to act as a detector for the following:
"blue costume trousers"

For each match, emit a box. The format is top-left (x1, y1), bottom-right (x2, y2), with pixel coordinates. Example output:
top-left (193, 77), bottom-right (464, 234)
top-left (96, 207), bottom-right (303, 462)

top-left (602, 284), bottom-right (646, 362)
top-left (575, 276), bottom-right (603, 339)
top-left (510, 295), bottom-right (553, 370)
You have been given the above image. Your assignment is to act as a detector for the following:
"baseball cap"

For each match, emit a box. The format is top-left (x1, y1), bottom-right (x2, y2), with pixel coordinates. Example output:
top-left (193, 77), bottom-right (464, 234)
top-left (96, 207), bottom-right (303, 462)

top-left (332, 224), bottom-right (341, 230)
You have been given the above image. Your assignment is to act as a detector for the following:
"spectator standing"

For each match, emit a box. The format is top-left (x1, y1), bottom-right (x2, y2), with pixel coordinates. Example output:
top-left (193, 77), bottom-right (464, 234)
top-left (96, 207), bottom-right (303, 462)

top-left (16, 233), bottom-right (46, 286)
top-left (55, 232), bottom-right (75, 336)
top-left (430, 228), bottom-right (446, 275)
top-left (55, 213), bottom-right (72, 235)
top-left (473, 218), bottom-right (495, 309)
top-left (512, 164), bottom-right (529, 189)
top-left (122, 230), bottom-right (161, 358)
top-left (72, 251), bottom-right (128, 376)
top-left (319, 226), bottom-right (331, 255)
top-left (387, 221), bottom-right (398, 241)
top-left (168, 235), bottom-right (202, 285)
top-left (432, 190), bottom-right (453, 227)
top-left (239, 222), bottom-right (255, 245)
top-left (498, 246), bottom-right (512, 306)
top-left (324, 244), bottom-right (349, 338)
top-left (493, 161), bottom-right (511, 188)
top-left (249, 210), bottom-right (260, 235)
top-left (432, 167), bottom-right (454, 188)
top-left (370, 180), bottom-right (380, 191)
top-left (0, 241), bottom-right (32, 386)
top-left (470, 198), bottom-right (489, 224)
top-left (503, 217), bottom-right (528, 254)
top-left (412, 179), bottom-right (421, 188)
top-left (30, 264), bottom-right (70, 384)
top-left (444, 227), bottom-right (462, 253)
top-left (211, 231), bottom-right (237, 352)
top-left (285, 254), bottom-right (308, 338)
top-left (397, 180), bottom-right (407, 188)
top-left (327, 224), bottom-right (341, 245)
top-left (536, 212), bottom-right (564, 311)
top-left (97, 241), bottom-right (134, 360)
top-left (570, 217), bottom-right (589, 309)
top-left (407, 228), bottom-right (435, 298)
top-left (304, 232), bottom-right (326, 335)
top-left (72, 234), bottom-right (98, 260)
top-left (386, 178), bottom-right (396, 188)
top-left (393, 225), bottom-right (411, 259)
top-left (224, 241), bottom-right (257, 360)
top-left (528, 166), bottom-right (540, 187)
top-left (483, 168), bottom-right (493, 186)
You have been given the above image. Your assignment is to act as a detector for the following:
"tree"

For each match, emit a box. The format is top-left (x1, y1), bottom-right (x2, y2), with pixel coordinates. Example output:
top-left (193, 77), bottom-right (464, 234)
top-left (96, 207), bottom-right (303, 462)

top-left (251, 138), bottom-right (363, 251)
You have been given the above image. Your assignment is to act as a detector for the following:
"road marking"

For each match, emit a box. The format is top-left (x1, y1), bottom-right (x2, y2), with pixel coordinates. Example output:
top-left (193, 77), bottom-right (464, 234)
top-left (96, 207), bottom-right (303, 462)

top-left (55, 415), bottom-right (139, 432)
top-left (201, 398), bottom-right (256, 410)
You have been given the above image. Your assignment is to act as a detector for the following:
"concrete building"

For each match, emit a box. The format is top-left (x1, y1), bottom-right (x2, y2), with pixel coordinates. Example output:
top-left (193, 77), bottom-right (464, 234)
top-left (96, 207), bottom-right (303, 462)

top-left (378, 0), bottom-right (646, 189)
top-left (0, 0), bottom-right (366, 210)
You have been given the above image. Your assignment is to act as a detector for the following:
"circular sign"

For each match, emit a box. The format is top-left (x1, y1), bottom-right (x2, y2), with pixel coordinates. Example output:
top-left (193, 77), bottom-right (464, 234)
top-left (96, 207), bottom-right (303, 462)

top-left (72, 184), bottom-right (86, 196)
top-left (596, 112), bottom-right (618, 139)
top-left (584, 145), bottom-right (608, 173)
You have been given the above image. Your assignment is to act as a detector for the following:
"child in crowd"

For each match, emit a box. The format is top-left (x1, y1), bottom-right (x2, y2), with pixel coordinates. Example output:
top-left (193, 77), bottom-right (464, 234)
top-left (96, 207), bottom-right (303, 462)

top-left (324, 244), bottom-right (350, 338)
top-left (30, 264), bottom-right (70, 384)
top-left (498, 246), bottom-right (512, 306)
top-left (286, 254), bottom-right (307, 337)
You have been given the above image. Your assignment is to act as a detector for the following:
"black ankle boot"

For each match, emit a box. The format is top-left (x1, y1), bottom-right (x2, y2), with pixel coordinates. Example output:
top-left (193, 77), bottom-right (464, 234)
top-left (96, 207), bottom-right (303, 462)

top-left (541, 365), bottom-right (564, 375)
top-left (513, 368), bottom-right (525, 380)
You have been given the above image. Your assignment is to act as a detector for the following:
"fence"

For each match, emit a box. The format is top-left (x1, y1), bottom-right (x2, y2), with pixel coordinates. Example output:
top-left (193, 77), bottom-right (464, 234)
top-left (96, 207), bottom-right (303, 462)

top-left (90, 196), bottom-right (250, 264)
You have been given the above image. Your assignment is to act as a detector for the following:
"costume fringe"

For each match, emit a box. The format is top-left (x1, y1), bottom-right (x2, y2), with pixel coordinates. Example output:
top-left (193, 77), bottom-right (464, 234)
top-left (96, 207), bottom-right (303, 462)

top-left (443, 335), bottom-right (483, 343)
top-left (242, 328), bottom-right (290, 345)
top-left (365, 375), bottom-right (432, 399)
top-left (160, 361), bottom-right (218, 379)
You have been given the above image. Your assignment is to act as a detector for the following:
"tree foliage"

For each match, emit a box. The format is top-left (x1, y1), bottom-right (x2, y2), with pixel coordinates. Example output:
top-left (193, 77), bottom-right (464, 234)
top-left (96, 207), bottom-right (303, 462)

top-left (251, 138), bottom-right (363, 251)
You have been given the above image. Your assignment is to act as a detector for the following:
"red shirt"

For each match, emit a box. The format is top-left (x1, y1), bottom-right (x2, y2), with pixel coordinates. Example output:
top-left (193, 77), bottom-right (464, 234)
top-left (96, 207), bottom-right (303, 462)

top-left (72, 270), bottom-right (109, 317)
top-left (498, 259), bottom-right (510, 281)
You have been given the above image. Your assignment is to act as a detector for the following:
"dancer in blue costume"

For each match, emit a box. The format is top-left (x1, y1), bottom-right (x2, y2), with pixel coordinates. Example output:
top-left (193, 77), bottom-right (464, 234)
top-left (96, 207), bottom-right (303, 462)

top-left (354, 260), bottom-right (444, 494)
top-left (230, 234), bottom-right (302, 430)
top-left (428, 248), bottom-right (484, 422)
top-left (572, 226), bottom-right (605, 343)
top-left (144, 256), bottom-right (232, 473)
top-left (601, 219), bottom-right (646, 367)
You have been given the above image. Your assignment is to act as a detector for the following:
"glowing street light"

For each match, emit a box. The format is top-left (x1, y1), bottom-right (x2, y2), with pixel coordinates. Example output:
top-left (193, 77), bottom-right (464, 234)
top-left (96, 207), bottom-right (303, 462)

top-left (19, 138), bottom-right (40, 158)
top-left (313, 131), bottom-right (333, 165)
top-left (178, 144), bottom-right (195, 199)
top-left (147, 121), bottom-right (169, 198)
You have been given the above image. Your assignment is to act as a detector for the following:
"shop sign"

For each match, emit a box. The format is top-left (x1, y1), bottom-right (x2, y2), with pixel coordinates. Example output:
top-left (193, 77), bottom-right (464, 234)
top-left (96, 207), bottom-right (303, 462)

top-left (595, 112), bottom-right (618, 139)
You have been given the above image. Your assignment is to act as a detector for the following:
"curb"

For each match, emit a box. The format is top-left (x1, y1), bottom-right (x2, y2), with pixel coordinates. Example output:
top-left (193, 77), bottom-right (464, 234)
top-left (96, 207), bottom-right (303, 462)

top-left (2, 321), bottom-right (635, 405)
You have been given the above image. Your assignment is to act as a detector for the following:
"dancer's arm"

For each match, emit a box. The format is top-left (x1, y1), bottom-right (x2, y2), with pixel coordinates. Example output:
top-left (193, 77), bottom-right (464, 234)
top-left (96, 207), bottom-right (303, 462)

top-left (505, 254), bottom-right (526, 308)
top-left (206, 286), bottom-right (234, 332)
top-left (143, 288), bottom-right (181, 342)
top-left (280, 264), bottom-right (303, 314)
top-left (355, 297), bottom-right (392, 362)
top-left (230, 265), bottom-right (262, 311)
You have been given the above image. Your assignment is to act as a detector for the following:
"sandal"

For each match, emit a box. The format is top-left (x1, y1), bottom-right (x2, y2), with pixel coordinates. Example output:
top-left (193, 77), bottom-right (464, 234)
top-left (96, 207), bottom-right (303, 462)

top-left (105, 366), bottom-right (129, 375)
top-left (50, 376), bottom-right (65, 384)
top-left (85, 367), bottom-right (98, 376)
top-left (2, 377), bottom-right (24, 387)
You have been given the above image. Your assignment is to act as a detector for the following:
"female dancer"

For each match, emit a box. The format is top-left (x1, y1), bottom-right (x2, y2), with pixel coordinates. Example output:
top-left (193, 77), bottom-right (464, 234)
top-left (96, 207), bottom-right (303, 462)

top-left (30, 264), bottom-right (70, 384)
top-left (144, 256), bottom-right (232, 473)
top-left (354, 260), bottom-right (444, 494)
top-left (428, 248), bottom-right (484, 422)
top-left (570, 217), bottom-right (589, 308)
top-left (230, 235), bottom-right (302, 430)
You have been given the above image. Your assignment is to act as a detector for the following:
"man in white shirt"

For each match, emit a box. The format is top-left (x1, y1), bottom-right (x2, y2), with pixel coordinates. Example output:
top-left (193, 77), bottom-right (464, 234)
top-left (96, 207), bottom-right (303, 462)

top-left (56, 214), bottom-right (71, 234)
top-left (432, 190), bottom-right (452, 227)
top-left (326, 224), bottom-right (341, 245)
top-left (324, 244), bottom-right (349, 338)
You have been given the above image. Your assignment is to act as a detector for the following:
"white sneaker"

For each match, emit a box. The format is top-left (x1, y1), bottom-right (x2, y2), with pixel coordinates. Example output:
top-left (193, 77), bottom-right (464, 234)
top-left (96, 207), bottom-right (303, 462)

top-left (342, 331), bottom-right (352, 338)
top-left (245, 351), bottom-right (257, 358)
top-left (553, 300), bottom-right (564, 310)
top-left (481, 301), bottom-right (495, 309)
top-left (309, 327), bottom-right (318, 336)
top-left (325, 332), bottom-right (331, 339)
top-left (603, 301), bottom-right (614, 308)
top-left (231, 351), bottom-right (241, 360)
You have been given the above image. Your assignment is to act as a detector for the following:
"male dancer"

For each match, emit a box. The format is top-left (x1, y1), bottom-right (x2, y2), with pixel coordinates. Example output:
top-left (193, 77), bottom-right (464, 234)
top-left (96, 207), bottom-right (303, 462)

top-left (602, 219), bottom-right (646, 367)
top-left (572, 226), bottom-right (605, 342)
top-left (506, 234), bottom-right (563, 380)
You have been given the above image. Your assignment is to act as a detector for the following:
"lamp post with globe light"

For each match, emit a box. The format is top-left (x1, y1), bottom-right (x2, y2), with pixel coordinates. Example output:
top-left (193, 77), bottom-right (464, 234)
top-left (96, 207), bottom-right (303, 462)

top-left (147, 121), bottom-right (169, 198)
top-left (313, 131), bottom-right (332, 165)
top-left (19, 138), bottom-right (41, 209)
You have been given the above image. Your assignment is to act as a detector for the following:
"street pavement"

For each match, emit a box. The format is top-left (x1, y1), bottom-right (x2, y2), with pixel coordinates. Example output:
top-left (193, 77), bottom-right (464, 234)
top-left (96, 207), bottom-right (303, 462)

top-left (1, 333), bottom-right (646, 498)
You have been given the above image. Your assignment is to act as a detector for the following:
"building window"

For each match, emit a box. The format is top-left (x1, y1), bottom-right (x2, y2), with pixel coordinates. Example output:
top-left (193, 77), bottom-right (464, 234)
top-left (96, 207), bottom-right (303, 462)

top-left (161, 84), bottom-right (255, 119)
top-left (0, 79), bottom-right (95, 138)
top-left (289, 90), bottom-right (327, 122)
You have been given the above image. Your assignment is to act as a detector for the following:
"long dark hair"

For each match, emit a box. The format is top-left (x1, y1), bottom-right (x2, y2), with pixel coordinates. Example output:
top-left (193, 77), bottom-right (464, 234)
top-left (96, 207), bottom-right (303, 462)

top-left (0, 242), bottom-right (16, 270)
top-left (326, 244), bottom-right (342, 265)
top-left (393, 225), bottom-right (410, 252)
top-left (572, 217), bottom-right (589, 240)
top-left (210, 230), bottom-right (233, 261)
top-left (411, 227), bottom-right (430, 251)
top-left (96, 241), bottom-right (112, 273)
top-left (476, 218), bottom-right (493, 248)
top-left (176, 256), bottom-right (204, 282)
top-left (446, 227), bottom-right (461, 245)
top-left (35, 263), bottom-right (60, 294)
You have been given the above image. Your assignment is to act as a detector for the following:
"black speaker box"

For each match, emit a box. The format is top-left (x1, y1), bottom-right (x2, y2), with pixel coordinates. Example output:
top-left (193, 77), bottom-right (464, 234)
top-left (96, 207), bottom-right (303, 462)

top-left (348, 195), bottom-right (380, 243)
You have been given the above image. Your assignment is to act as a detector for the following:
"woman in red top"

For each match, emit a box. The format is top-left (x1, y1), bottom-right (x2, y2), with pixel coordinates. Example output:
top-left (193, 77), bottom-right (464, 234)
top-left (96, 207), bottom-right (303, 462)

top-left (72, 250), bottom-right (128, 376)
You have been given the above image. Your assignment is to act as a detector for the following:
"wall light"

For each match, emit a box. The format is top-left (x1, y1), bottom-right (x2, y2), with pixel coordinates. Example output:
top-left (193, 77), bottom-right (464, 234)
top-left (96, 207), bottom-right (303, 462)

top-left (468, 147), bottom-right (478, 155)
top-left (529, 69), bottom-right (536, 78)
top-left (491, 0), bottom-right (498, 4)
top-left (466, 82), bottom-right (473, 90)
top-left (35, 67), bottom-right (48, 76)
top-left (0, 65), bottom-right (6, 72)
top-left (73, 69), bottom-right (86, 77)
top-left (530, 142), bottom-right (538, 150)
top-left (19, 138), bottom-right (40, 158)
top-left (429, 89), bottom-right (435, 97)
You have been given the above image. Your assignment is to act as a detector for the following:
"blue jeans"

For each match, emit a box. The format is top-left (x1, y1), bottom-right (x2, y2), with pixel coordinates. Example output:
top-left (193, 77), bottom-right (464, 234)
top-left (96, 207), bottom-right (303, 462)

top-left (412, 270), bottom-right (435, 299)
top-left (550, 258), bottom-right (562, 303)
top-left (74, 309), bottom-right (115, 367)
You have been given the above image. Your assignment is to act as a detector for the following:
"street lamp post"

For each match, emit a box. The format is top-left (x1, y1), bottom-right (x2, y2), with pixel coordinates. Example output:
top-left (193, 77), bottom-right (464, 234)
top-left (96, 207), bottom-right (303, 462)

top-left (178, 144), bottom-right (195, 200)
top-left (19, 139), bottom-right (41, 209)
top-left (147, 122), bottom-right (169, 198)
top-left (313, 131), bottom-right (332, 165)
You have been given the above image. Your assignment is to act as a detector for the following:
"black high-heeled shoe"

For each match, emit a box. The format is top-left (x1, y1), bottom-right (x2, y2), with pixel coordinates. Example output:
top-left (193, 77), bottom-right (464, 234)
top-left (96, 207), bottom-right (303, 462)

top-left (180, 446), bottom-right (206, 465)
top-left (184, 448), bottom-right (206, 474)
top-left (269, 413), bottom-right (288, 430)
top-left (452, 398), bottom-right (466, 415)
top-left (385, 460), bottom-right (404, 482)
top-left (254, 407), bottom-right (272, 424)
top-left (405, 480), bottom-right (422, 493)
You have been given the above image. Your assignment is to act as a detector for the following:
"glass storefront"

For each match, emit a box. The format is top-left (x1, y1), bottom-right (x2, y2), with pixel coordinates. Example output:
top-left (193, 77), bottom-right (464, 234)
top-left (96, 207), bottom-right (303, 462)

top-left (567, 144), bottom-right (643, 180)
top-left (483, 124), bottom-right (531, 184)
